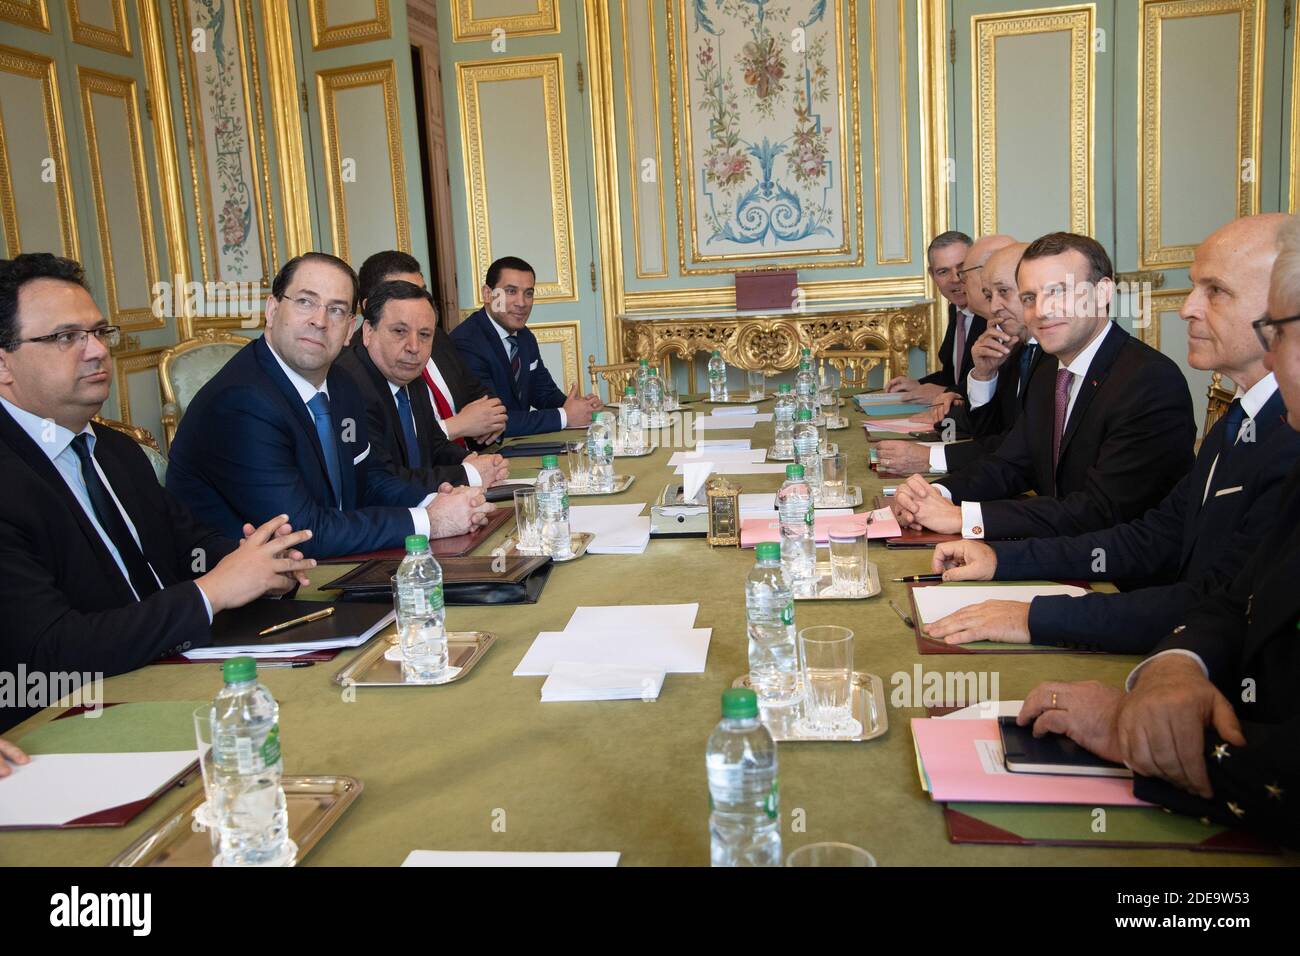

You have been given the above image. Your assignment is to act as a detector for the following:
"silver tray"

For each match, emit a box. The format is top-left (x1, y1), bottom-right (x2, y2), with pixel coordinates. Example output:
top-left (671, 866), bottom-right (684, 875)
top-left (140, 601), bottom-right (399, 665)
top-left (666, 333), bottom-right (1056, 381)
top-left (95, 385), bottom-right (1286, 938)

top-left (730, 671), bottom-right (888, 742)
top-left (812, 485), bottom-right (863, 508)
top-left (333, 630), bottom-right (496, 687)
top-left (612, 443), bottom-right (654, 458)
top-left (825, 415), bottom-right (850, 430)
top-left (503, 530), bottom-right (595, 562)
top-left (793, 558), bottom-right (880, 601)
top-left (708, 394), bottom-right (766, 404)
top-left (110, 775), bottom-right (363, 867)
top-left (569, 474), bottom-right (635, 495)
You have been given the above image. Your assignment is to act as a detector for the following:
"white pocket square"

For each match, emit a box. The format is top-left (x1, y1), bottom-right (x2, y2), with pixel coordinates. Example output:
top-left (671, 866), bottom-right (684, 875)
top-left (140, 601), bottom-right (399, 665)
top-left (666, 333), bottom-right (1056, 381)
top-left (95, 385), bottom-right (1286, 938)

top-left (352, 444), bottom-right (371, 465)
top-left (1214, 485), bottom-right (1243, 497)
top-left (529, 359), bottom-right (539, 371)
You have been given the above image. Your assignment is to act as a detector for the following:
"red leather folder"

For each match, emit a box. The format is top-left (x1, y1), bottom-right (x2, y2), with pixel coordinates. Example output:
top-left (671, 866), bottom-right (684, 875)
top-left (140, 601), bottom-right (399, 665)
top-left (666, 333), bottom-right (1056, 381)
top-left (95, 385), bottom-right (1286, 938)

top-left (907, 581), bottom-right (1098, 655)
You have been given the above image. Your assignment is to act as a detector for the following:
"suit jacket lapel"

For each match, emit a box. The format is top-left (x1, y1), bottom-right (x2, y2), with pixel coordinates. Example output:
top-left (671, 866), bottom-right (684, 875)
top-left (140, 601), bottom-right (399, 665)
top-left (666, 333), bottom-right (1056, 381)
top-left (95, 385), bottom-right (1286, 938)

top-left (1030, 355), bottom-right (1059, 492)
top-left (408, 376), bottom-right (442, 453)
top-left (479, 311), bottom-right (521, 402)
top-left (352, 344), bottom-right (410, 467)
top-left (1057, 324), bottom-right (1127, 467)
top-left (254, 336), bottom-right (335, 499)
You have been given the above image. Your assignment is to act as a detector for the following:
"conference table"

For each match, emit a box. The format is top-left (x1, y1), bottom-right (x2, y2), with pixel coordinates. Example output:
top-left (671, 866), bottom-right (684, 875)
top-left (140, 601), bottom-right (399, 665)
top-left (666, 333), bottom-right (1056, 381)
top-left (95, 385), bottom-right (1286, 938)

top-left (2, 394), bottom-right (1294, 867)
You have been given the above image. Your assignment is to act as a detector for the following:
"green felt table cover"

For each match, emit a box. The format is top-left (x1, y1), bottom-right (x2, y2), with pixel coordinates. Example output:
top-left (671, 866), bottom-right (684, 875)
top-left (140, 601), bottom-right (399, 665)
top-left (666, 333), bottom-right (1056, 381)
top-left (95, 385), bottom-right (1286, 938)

top-left (1, 395), bottom-right (1294, 867)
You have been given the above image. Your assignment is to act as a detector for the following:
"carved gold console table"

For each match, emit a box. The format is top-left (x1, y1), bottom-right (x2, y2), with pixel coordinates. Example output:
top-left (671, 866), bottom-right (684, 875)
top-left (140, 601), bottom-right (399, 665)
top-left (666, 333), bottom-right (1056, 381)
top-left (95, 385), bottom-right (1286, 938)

top-left (617, 299), bottom-right (934, 392)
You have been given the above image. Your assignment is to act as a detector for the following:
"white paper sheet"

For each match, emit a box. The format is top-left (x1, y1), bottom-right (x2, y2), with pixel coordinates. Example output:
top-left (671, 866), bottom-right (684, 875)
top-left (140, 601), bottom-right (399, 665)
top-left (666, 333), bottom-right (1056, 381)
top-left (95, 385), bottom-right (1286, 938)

top-left (564, 603), bottom-right (699, 634)
top-left (0, 751), bottom-right (197, 828)
top-left (668, 449), bottom-right (767, 465)
top-left (514, 628), bottom-right (711, 675)
top-left (937, 700), bottom-right (1026, 720)
top-left (693, 417), bottom-right (758, 431)
top-left (568, 504), bottom-right (651, 554)
top-left (710, 405), bottom-right (758, 416)
top-left (911, 585), bottom-right (1088, 624)
top-left (676, 462), bottom-right (790, 476)
top-left (402, 850), bottom-right (620, 867)
top-left (682, 462), bottom-right (712, 500)
top-left (540, 661), bottom-right (666, 702)
top-left (695, 439), bottom-right (751, 450)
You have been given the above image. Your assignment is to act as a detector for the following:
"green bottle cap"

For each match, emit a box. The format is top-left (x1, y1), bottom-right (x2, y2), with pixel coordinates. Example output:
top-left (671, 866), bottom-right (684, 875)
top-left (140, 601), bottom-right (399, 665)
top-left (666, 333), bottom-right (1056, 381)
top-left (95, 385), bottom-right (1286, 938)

top-left (541, 454), bottom-right (559, 468)
top-left (798, 408), bottom-right (813, 420)
top-left (721, 687), bottom-right (759, 719)
top-left (755, 541), bottom-right (781, 562)
top-left (639, 358), bottom-right (649, 366)
top-left (786, 463), bottom-right (805, 479)
top-left (711, 349), bottom-right (721, 357)
top-left (222, 656), bottom-right (256, 684)
top-left (592, 411), bottom-right (603, 422)
top-left (405, 534), bottom-right (429, 552)
top-left (624, 386), bottom-right (635, 396)
top-left (778, 383), bottom-right (792, 393)
top-left (800, 360), bottom-right (810, 370)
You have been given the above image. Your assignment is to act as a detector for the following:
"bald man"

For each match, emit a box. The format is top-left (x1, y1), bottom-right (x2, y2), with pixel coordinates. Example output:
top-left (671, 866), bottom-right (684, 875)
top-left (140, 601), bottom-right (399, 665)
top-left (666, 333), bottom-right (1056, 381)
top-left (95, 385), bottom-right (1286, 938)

top-left (924, 215), bottom-right (1300, 652)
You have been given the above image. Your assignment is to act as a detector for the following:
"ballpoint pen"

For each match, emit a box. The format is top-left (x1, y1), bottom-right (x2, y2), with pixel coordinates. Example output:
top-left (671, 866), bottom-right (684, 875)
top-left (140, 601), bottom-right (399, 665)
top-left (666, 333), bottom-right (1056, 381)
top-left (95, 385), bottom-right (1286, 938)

top-left (888, 599), bottom-right (916, 630)
top-left (893, 573), bottom-right (944, 583)
top-left (258, 606), bottom-right (335, 637)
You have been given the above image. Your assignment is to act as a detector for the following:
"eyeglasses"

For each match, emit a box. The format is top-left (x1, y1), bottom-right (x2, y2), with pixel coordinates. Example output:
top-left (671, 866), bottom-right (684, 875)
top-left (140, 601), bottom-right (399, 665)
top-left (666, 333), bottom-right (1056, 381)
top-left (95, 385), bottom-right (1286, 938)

top-left (17, 325), bottom-right (121, 351)
top-left (278, 293), bottom-right (353, 323)
top-left (1252, 314), bottom-right (1300, 351)
top-left (956, 265), bottom-right (980, 280)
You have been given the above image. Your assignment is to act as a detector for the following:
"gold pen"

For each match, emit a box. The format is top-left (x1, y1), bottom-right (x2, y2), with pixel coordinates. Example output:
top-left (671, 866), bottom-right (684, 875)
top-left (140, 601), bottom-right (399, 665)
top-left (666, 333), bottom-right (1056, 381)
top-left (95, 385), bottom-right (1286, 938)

top-left (258, 606), bottom-right (335, 637)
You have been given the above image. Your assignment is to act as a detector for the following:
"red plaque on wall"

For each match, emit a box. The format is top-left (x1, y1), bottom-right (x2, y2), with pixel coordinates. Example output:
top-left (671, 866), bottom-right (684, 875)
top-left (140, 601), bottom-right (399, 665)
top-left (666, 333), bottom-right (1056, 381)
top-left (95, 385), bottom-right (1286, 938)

top-left (735, 269), bottom-right (798, 312)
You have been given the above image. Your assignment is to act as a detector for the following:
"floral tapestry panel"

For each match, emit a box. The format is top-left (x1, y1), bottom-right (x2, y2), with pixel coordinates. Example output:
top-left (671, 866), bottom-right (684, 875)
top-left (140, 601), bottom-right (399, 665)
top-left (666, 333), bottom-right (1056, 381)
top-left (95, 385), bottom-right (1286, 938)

top-left (188, 0), bottom-right (266, 284)
top-left (683, 0), bottom-right (849, 261)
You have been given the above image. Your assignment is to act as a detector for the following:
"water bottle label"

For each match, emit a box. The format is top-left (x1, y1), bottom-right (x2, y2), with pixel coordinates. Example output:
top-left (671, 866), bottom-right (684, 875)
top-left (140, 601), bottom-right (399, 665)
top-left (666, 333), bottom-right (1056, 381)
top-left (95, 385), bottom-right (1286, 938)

top-left (261, 724), bottom-right (281, 768)
top-left (780, 602), bottom-right (794, 626)
top-left (426, 584), bottom-right (444, 613)
top-left (764, 779), bottom-right (779, 820)
top-left (804, 506), bottom-right (814, 526)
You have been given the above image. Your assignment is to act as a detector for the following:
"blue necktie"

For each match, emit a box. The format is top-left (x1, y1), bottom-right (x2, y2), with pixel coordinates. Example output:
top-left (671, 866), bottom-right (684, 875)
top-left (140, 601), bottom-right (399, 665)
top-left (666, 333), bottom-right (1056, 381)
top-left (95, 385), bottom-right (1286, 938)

top-left (307, 392), bottom-right (343, 509)
top-left (507, 335), bottom-right (522, 388)
top-left (1017, 343), bottom-right (1038, 396)
top-left (395, 386), bottom-right (421, 469)
top-left (70, 434), bottom-right (159, 599)
top-left (1220, 399), bottom-right (1246, 453)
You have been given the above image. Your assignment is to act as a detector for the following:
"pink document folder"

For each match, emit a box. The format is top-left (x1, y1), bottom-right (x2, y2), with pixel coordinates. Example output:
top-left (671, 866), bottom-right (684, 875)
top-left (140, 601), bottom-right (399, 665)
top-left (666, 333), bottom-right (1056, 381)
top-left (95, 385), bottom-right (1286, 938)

top-left (910, 717), bottom-right (1149, 806)
top-left (740, 508), bottom-right (902, 547)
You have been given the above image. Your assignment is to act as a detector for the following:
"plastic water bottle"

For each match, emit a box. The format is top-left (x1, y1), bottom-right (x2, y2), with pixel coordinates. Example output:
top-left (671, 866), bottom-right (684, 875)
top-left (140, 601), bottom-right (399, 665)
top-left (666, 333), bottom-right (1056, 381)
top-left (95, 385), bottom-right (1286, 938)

top-left (619, 385), bottom-right (644, 452)
top-left (395, 534), bottom-right (447, 682)
top-left (643, 366), bottom-right (665, 428)
top-left (209, 657), bottom-right (294, 867)
top-left (773, 384), bottom-right (796, 457)
top-left (587, 411), bottom-right (615, 492)
top-left (707, 688), bottom-right (780, 867)
top-left (746, 541), bottom-right (799, 707)
top-left (707, 350), bottom-right (728, 401)
top-left (777, 463), bottom-right (817, 594)
top-left (793, 408), bottom-right (822, 489)
top-left (536, 454), bottom-right (572, 557)
top-left (795, 359), bottom-right (818, 419)
top-left (636, 358), bottom-right (650, 397)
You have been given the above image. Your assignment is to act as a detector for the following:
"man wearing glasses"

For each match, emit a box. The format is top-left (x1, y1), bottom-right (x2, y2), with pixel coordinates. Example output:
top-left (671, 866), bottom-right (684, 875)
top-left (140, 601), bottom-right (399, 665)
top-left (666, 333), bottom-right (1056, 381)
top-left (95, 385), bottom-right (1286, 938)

top-left (168, 252), bottom-right (491, 559)
top-left (0, 254), bottom-right (316, 730)
top-left (1011, 214), bottom-right (1300, 847)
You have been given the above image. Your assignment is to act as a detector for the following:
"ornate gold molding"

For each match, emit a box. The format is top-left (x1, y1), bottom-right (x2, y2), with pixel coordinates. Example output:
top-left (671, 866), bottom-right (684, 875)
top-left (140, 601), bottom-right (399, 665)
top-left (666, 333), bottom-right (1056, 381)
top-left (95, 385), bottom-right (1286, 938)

top-left (621, 303), bottom-right (930, 382)
top-left (262, 0), bottom-right (313, 258)
top-left (620, 0), bottom-right (668, 278)
top-left (68, 0), bottom-right (132, 56)
top-left (587, 0), bottom-right (624, 360)
top-left (623, 275), bottom-right (928, 314)
top-left (309, 0), bottom-right (392, 50)
top-left (1137, 287), bottom-right (1191, 350)
top-left (1292, 2), bottom-right (1300, 212)
top-left (456, 54), bottom-right (577, 301)
top-left (869, 0), bottom-right (912, 265)
top-left (450, 0), bottom-right (559, 42)
top-left (0, 0), bottom-right (48, 31)
top-left (0, 45), bottom-right (79, 259)
top-left (1139, 0), bottom-right (1262, 268)
top-left (531, 319), bottom-right (582, 391)
top-left (918, 0), bottom-right (950, 374)
top-left (665, 0), bottom-right (863, 273)
top-left (78, 66), bottom-right (164, 330)
top-left (972, 4), bottom-right (1094, 238)
top-left (317, 60), bottom-right (411, 264)
top-left (112, 345), bottom-right (165, 425)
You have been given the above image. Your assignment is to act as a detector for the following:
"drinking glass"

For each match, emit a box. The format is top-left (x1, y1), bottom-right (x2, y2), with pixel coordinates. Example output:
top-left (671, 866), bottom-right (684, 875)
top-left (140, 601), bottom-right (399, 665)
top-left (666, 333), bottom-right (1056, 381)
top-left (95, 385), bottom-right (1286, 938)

top-left (818, 450), bottom-right (847, 505)
top-left (664, 382), bottom-right (680, 412)
top-left (828, 531), bottom-right (867, 597)
top-left (786, 843), bottom-right (877, 867)
top-left (565, 440), bottom-right (590, 492)
top-left (798, 625), bottom-right (854, 732)
top-left (191, 704), bottom-right (222, 859)
top-left (747, 369), bottom-right (765, 401)
top-left (513, 487), bottom-right (543, 554)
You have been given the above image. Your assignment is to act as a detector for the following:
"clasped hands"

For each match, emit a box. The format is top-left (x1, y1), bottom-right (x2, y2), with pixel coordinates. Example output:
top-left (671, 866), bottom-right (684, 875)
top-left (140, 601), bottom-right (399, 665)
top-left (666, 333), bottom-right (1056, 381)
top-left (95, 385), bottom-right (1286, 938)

top-left (891, 474), bottom-right (962, 535)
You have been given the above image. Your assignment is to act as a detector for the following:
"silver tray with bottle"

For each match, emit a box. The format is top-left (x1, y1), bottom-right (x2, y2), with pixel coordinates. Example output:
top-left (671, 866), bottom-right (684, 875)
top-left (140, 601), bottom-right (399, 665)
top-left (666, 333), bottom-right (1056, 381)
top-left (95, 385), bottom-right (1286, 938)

top-left (333, 630), bottom-right (496, 687)
top-left (811, 485), bottom-right (863, 508)
top-left (568, 474), bottom-right (635, 495)
top-left (792, 558), bottom-right (879, 601)
top-left (611, 443), bottom-right (655, 458)
top-left (502, 530), bottom-right (595, 563)
top-left (110, 775), bottom-right (363, 867)
top-left (730, 672), bottom-right (888, 743)
top-left (707, 394), bottom-right (767, 405)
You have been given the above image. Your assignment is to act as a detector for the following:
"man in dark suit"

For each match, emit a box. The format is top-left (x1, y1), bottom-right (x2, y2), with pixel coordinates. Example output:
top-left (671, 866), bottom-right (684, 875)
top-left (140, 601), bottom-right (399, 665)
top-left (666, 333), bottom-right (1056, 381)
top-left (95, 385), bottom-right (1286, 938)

top-left (355, 251), bottom-right (507, 449)
top-left (335, 280), bottom-right (510, 490)
top-left (878, 240), bottom-right (1034, 475)
top-left (450, 256), bottom-right (601, 438)
top-left (1013, 214), bottom-right (1300, 847)
top-left (893, 232), bottom-right (1196, 540)
top-left (168, 253), bottom-right (491, 559)
top-left (885, 231), bottom-right (975, 401)
top-left (921, 215), bottom-right (1300, 653)
top-left (0, 254), bottom-right (315, 731)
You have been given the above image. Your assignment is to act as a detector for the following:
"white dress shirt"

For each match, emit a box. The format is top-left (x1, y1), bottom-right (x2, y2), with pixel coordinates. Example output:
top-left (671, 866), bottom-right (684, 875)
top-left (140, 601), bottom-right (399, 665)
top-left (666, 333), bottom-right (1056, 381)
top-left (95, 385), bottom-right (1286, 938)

top-left (937, 321), bottom-right (1116, 539)
top-left (0, 395), bottom-right (212, 620)
top-left (265, 341), bottom-right (435, 536)
top-left (387, 379), bottom-right (481, 487)
top-left (490, 313), bottom-right (567, 428)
